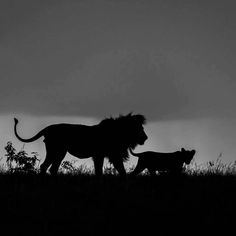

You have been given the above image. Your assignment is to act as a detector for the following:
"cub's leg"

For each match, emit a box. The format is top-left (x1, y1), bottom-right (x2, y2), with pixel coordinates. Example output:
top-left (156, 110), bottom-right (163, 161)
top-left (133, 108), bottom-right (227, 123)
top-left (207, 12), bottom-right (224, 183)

top-left (130, 159), bottom-right (146, 176)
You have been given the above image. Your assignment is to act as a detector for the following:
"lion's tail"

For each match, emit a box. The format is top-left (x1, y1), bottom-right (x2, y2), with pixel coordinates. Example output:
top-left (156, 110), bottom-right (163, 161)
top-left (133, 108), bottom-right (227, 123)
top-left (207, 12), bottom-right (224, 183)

top-left (129, 148), bottom-right (140, 157)
top-left (14, 118), bottom-right (44, 143)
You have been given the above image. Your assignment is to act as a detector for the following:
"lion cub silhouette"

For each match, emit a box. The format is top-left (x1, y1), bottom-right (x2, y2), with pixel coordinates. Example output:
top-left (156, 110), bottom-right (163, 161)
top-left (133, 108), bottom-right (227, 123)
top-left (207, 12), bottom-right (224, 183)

top-left (129, 148), bottom-right (195, 176)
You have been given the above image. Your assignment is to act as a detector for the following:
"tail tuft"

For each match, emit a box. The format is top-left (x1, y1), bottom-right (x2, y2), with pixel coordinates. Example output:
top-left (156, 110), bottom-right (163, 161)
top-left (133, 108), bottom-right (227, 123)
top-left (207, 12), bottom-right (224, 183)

top-left (14, 118), bottom-right (19, 124)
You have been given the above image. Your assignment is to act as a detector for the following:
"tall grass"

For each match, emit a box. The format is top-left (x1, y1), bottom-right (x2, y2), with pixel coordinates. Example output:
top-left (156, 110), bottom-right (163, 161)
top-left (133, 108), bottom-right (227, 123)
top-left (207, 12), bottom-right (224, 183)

top-left (1, 156), bottom-right (236, 235)
top-left (2, 148), bottom-right (236, 176)
top-left (55, 158), bottom-right (236, 176)
top-left (185, 158), bottom-right (236, 176)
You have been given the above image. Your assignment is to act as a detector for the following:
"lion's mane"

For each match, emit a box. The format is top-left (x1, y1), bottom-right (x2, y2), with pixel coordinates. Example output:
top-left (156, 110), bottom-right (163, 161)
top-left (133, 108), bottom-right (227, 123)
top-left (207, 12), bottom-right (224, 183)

top-left (98, 113), bottom-right (147, 162)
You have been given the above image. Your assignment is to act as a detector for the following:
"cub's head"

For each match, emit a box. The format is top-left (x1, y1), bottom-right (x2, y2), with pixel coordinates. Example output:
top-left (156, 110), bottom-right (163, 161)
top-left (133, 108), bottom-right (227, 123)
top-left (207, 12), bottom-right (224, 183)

top-left (180, 148), bottom-right (196, 165)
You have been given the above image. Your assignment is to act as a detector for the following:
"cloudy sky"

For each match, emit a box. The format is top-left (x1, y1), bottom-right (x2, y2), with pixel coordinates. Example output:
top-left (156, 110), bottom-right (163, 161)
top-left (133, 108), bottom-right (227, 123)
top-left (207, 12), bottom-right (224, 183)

top-left (0, 0), bottom-right (236, 168)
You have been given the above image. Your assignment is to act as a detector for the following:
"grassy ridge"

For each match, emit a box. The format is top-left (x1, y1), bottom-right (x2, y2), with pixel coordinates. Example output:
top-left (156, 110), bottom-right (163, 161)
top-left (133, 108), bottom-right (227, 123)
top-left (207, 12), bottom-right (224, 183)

top-left (0, 172), bottom-right (236, 235)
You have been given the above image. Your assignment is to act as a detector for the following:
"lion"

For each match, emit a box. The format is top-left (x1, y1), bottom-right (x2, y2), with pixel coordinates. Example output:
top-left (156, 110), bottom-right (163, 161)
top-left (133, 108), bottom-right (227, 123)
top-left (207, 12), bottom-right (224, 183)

top-left (129, 148), bottom-right (195, 176)
top-left (14, 113), bottom-right (147, 176)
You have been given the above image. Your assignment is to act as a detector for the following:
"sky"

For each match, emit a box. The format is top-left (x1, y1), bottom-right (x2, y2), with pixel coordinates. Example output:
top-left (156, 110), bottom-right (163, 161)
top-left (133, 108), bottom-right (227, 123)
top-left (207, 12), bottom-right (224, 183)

top-left (1, 0), bottom-right (236, 169)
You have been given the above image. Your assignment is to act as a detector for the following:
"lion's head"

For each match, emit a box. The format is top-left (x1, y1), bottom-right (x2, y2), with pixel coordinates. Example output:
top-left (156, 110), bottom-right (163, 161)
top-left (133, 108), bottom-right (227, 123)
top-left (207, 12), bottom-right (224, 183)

top-left (99, 113), bottom-right (148, 161)
top-left (180, 148), bottom-right (196, 164)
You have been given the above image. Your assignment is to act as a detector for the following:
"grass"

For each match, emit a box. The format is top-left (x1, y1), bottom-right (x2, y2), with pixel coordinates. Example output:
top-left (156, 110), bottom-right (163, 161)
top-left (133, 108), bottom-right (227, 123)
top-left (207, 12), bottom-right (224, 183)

top-left (1, 160), bottom-right (236, 235)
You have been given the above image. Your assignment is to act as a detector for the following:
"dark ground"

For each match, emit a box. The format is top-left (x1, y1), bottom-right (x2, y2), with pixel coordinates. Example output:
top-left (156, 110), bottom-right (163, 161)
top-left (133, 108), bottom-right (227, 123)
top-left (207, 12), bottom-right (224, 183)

top-left (0, 172), bottom-right (235, 235)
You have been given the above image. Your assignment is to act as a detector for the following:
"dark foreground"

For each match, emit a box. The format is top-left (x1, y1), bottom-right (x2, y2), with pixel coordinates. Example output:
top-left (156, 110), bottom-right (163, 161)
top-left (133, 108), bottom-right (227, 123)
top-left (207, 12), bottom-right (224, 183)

top-left (0, 172), bottom-right (235, 235)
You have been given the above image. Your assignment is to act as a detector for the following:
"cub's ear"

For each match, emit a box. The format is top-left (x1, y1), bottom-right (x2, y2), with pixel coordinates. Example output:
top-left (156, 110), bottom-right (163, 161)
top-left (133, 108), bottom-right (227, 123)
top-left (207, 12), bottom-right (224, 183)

top-left (191, 150), bottom-right (196, 155)
top-left (181, 148), bottom-right (186, 152)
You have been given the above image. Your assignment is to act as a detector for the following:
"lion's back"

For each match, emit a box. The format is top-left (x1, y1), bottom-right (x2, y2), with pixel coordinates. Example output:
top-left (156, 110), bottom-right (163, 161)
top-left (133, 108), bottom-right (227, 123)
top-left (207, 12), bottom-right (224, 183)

top-left (43, 123), bottom-right (96, 142)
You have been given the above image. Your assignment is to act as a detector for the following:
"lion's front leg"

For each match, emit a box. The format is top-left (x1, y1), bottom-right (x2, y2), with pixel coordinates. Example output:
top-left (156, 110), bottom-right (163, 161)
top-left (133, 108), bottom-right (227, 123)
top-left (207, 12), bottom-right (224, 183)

top-left (112, 158), bottom-right (126, 177)
top-left (93, 157), bottom-right (104, 176)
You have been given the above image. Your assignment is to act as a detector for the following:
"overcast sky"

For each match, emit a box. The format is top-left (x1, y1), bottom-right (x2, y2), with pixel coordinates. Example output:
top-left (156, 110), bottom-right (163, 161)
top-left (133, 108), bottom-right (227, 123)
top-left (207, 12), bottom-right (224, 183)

top-left (1, 0), bottom-right (236, 167)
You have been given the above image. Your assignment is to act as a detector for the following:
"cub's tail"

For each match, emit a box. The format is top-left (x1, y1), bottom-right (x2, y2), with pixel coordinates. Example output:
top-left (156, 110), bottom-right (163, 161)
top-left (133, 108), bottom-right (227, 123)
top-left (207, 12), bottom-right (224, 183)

top-left (14, 118), bottom-right (45, 143)
top-left (129, 148), bottom-right (140, 157)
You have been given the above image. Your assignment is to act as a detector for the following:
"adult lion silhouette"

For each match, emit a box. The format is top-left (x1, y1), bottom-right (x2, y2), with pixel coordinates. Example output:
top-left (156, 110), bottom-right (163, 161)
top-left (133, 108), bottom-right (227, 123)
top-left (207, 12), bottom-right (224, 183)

top-left (14, 113), bottom-right (147, 176)
top-left (129, 148), bottom-right (195, 176)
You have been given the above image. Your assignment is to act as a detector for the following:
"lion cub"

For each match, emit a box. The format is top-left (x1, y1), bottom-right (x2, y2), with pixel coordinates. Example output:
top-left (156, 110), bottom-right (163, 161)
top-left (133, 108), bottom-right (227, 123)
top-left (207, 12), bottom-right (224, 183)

top-left (129, 148), bottom-right (195, 176)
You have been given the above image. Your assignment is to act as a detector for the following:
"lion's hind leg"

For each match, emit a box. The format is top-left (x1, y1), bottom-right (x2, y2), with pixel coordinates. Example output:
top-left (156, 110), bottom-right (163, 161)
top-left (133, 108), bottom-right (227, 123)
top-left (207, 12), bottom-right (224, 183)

top-left (40, 157), bottom-right (53, 174)
top-left (49, 148), bottom-right (67, 175)
top-left (40, 140), bottom-right (66, 175)
top-left (40, 145), bottom-right (54, 174)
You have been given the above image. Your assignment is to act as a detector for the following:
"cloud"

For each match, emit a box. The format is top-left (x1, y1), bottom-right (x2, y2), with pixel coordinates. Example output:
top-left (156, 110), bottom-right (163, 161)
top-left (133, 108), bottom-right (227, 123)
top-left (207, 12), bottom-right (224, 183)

top-left (1, 0), bottom-right (236, 122)
top-left (1, 48), bottom-right (236, 122)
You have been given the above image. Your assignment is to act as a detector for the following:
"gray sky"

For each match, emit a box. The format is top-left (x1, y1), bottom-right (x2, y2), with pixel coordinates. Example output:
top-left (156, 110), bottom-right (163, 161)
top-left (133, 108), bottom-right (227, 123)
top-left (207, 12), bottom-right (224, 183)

top-left (1, 0), bottom-right (236, 166)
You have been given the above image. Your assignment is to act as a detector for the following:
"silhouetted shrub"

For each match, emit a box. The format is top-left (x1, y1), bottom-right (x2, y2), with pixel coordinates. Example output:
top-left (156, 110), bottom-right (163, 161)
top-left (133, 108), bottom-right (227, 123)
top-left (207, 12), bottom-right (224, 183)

top-left (4, 141), bottom-right (39, 173)
top-left (61, 160), bottom-right (78, 173)
top-left (103, 163), bottom-right (118, 175)
top-left (60, 160), bottom-right (93, 175)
